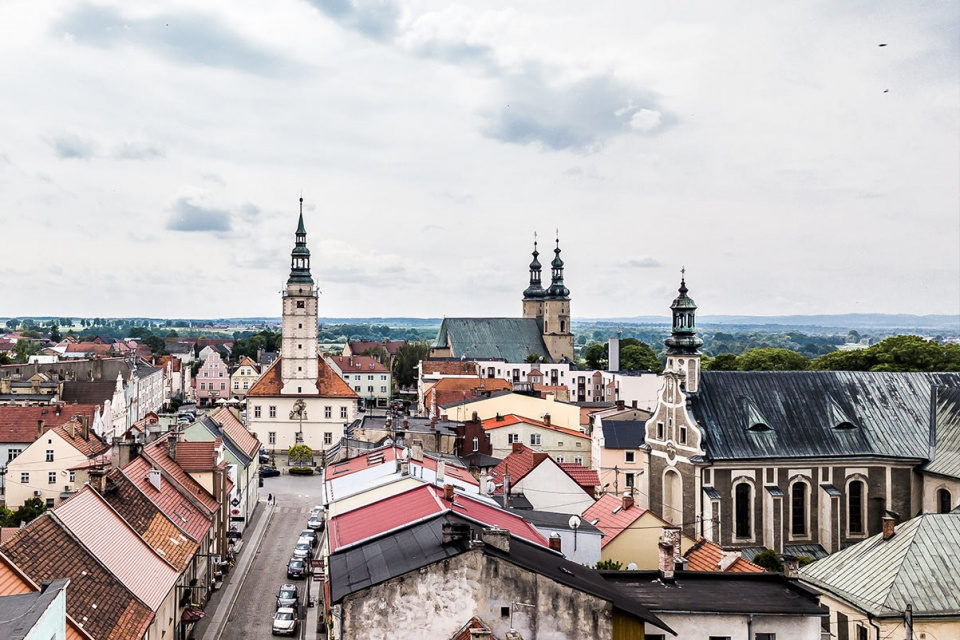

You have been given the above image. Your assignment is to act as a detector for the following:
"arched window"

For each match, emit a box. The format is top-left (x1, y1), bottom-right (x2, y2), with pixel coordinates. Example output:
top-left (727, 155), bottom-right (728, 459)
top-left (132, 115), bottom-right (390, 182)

top-left (938, 488), bottom-right (953, 514)
top-left (848, 479), bottom-right (865, 535)
top-left (735, 482), bottom-right (752, 539)
top-left (791, 480), bottom-right (808, 537)
top-left (663, 469), bottom-right (683, 526)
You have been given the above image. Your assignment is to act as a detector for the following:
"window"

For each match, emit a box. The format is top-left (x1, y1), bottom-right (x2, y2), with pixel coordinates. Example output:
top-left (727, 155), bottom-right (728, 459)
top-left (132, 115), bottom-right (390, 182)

top-left (472, 437), bottom-right (479, 452)
top-left (679, 425), bottom-right (687, 444)
top-left (501, 607), bottom-right (510, 618)
top-left (8, 449), bottom-right (22, 462)
top-left (508, 433), bottom-right (519, 444)
top-left (254, 406), bottom-right (261, 418)
top-left (530, 434), bottom-right (541, 446)
top-left (233, 381), bottom-right (239, 389)
top-left (324, 432), bottom-right (332, 445)
top-left (837, 612), bottom-right (849, 640)
top-left (791, 480), bottom-right (808, 536)
top-left (556, 456), bottom-right (564, 463)
top-left (340, 407), bottom-right (348, 419)
top-left (200, 382), bottom-right (206, 390)
top-left (576, 441), bottom-right (582, 447)
top-left (368, 375), bottom-right (374, 381)
top-left (325, 406), bottom-right (332, 419)
top-left (354, 386), bottom-right (361, 392)
top-left (269, 432), bottom-right (276, 445)
top-left (243, 381), bottom-right (248, 389)
top-left (367, 386), bottom-right (374, 392)
top-left (656, 421), bottom-right (664, 439)
top-left (298, 344), bottom-right (302, 350)
top-left (45, 449), bottom-right (54, 462)
top-left (856, 626), bottom-right (867, 640)
top-left (69, 471), bottom-right (75, 482)
top-left (48, 472), bottom-right (57, 484)
top-left (20, 473), bottom-right (29, 484)
top-left (624, 473), bottom-right (635, 488)
top-left (848, 480), bottom-right (865, 534)
top-left (938, 488), bottom-right (953, 514)
top-left (647, 635), bottom-right (666, 640)
top-left (381, 386), bottom-right (387, 393)
top-left (710, 637), bottom-right (732, 640)
top-left (295, 432), bottom-right (303, 443)
top-left (220, 383), bottom-right (225, 390)
top-left (735, 482), bottom-right (752, 539)
top-left (381, 375), bottom-right (387, 381)
top-left (296, 300), bottom-right (305, 308)
top-left (574, 456), bottom-right (583, 465)
top-left (46, 498), bottom-right (55, 509)
top-left (558, 441), bottom-right (563, 447)
top-left (269, 406), bottom-right (277, 418)
top-left (756, 635), bottom-right (776, 640)
top-left (625, 451), bottom-right (635, 463)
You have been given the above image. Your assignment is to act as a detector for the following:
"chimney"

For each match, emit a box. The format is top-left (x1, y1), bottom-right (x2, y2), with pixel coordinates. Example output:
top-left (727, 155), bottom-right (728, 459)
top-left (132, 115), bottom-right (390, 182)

top-left (442, 522), bottom-right (470, 545)
top-left (167, 434), bottom-right (177, 461)
top-left (69, 421), bottom-right (76, 439)
top-left (495, 413), bottom-right (503, 422)
top-left (470, 629), bottom-right (493, 640)
top-left (511, 442), bottom-right (524, 454)
top-left (481, 527), bottom-right (510, 553)
top-left (616, 400), bottom-right (625, 411)
top-left (503, 473), bottom-right (512, 508)
top-left (781, 554), bottom-right (799, 579)
top-left (399, 459), bottom-right (410, 476)
top-left (88, 468), bottom-right (108, 493)
top-left (548, 532), bottom-right (562, 552)
top-left (410, 439), bottom-right (423, 462)
top-left (719, 548), bottom-right (741, 571)
top-left (81, 416), bottom-right (90, 440)
top-left (609, 337), bottom-right (620, 373)
top-left (658, 541), bottom-right (675, 580)
top-left (661, 526), bottom-right (682, 570)
top-left (443, 484), bottom-right (455, 501)
top-left (883, 515), bottom-right (896, 541)
top-left (149, 468), bottom-right (162, 491)
top-left (37, 419), bottom-right (44, 437)
top-left (472, 411), bottom-right (479, 422)
top-left (532, 452), bottom-right (548, 466)
top-left (479, 473), bottom-right (489, 494)
top-left (622, 493), bottom-right (635, 511)
top-left (543, 413), bottom-right (551, 426)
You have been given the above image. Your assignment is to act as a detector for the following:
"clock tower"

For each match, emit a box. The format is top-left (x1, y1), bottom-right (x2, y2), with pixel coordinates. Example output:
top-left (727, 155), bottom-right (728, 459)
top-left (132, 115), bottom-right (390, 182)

top-left (280, 199), bottom-right (319, 395)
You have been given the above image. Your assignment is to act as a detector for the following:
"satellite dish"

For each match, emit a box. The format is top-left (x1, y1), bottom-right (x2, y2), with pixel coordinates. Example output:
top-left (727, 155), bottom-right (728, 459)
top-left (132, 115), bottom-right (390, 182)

top-left (568, 515), bottom-right (581, 530)
top-left (626, 562), bottom-right (638, 571)
top-left (399, 447), bottom-right (409, 460)
top-left (486, 481), bottom-right (496, 495)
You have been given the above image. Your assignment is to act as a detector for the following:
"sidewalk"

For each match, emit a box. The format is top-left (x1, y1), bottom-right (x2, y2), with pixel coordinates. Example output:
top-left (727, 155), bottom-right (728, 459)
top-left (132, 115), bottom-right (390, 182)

top-left (194, 499), bottom-right (274, 640)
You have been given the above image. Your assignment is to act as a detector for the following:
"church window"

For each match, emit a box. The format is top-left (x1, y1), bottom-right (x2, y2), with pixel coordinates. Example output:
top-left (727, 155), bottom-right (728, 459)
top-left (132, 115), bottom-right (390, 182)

top-left (298, 344), bottom-right (302, 350)
top-left (656, 421), bottom-right (664, 439)
top-left (663, 469), bottom-right (682, 525)
top-left (340, 407), bottom-right (348, 419)
top-left (791, 480), bottom-right (808, 537)
top-left (254, 406), bottom-right (261, 418)
top-left (679, 425), bottom-right (687, 445)
top-left (848, 479), bottom-right (865, 535)
top-left (296, 301), bottom-right (305, 308)
top-left (298, 323), bottom-right (302, 329)
top-left (544, 321), bottom-right (548, 332)
top-left (939, 488), bottom-right (953, 514)
top-left (735, 481), bottom-right (752, 539)
top-left (560, 320), bottom-right (566, 332)
top-left (325, 407), bottom-right (332, 418)
top-left (269, 406), bottom-right (276, 418)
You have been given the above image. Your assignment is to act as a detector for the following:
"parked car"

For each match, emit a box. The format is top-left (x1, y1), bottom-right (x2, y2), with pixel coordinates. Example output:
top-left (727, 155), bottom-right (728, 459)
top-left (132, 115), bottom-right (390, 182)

top-left (286, 558), bottom-right (305, 579)
top-left (259, 453), bottom-right (270, 464)
top-left (272, 607), bottom-right (298, 636)
top-left (306, 515), bottom-right (324, 531)
top-left (276, 584), bottom-right (299, 609)
top-left (260, 466), bottom-right (280, 478)
top-left (299, 529), bottom-right (318, 547)
top-left (292, 541), bottom-right (312, 560)
top-left (309, 505), bottom-right (324, 518)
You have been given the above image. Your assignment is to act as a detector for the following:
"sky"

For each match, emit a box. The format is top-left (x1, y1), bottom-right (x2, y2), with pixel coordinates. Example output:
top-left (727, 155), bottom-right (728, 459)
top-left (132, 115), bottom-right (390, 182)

top-left (1, 1), bottom-right (958, 321)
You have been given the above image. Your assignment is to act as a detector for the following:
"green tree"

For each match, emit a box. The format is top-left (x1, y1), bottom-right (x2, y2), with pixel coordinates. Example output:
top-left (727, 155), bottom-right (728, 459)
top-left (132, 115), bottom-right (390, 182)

top-left (288, 444), bottom-right (313, 467)
top-left (525, 353), bottom-right (545, 364)
top-left (0, 353), bottom-right (11, 365)
top-left (49, 324), bottom-right (61, 342)
top-left (143, 335), bottom-right (166, 354)
top-left (811, 335), bottom-right (960, 372)
top-left (584, 343), bottom-right (607, 370)
top-left (13, 340), bottom-right (41, 363)
top-left (594, 559), bottom-right (623, 570)
top-left (9, 497), bottom-right (46, 526)
top-left (129, 327), bottom-right (153, 339)
top-left (391, 341), bottom-right (430, 389)
top-left (704, 353), bottom-right (739, 370)
top-left (752, 549), bottom-right (783, 572)
top-left (619, 342), bottom-right (663, 373)
top-left (5, 319), bottom-right (19, 331)
top-left (736, 348), bottom-right (809, 371)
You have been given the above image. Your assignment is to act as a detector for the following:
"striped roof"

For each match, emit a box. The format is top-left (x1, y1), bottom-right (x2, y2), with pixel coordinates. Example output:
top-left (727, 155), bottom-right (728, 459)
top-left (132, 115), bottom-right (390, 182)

top-left (695, 371), bottom-right (960, 460)
top-left (433, 318), bottom-right (552, 363)
top-left (209, 407), bottom-right (260, 459)
top-left (801, 513), bottom-right (960, 617)
top-left (925, 386), bottom-right (960, 479)
top-left (53, 488), bottom-right (180, 611)
top-left (684, 538), bottom-right (764, 573)
top-left (122, 457), bottom-right (213, 542)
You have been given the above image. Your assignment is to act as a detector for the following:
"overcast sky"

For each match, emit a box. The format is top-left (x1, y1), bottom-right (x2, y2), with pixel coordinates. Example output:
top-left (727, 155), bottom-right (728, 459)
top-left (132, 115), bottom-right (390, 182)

top-left (1, 1), bottom-right (957, 321)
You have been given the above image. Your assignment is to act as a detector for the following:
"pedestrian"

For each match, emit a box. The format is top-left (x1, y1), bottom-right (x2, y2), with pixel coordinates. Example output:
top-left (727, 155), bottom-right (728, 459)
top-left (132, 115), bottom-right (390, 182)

top-left (267, 493), bottom-right (273, 504)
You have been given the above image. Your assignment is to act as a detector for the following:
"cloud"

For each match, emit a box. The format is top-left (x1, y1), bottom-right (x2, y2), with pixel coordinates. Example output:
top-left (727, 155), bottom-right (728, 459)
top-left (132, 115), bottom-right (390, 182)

top-left (166, 197), bottom-right (232, 232)
top-left (481, 64), bottom-right (667, 151)
top-left (306, 0), bottom-right (401, 42)
top-left (55, 4), bottom-right (293, 75)
top-left (49, 133), bottom-right (97, 159)
top-left (201, 173), bottom-right (225, 185)
top-left (627, 257), bottom-right (661, 268)
top-left (629, 109), bottom-right (662, 132)
top-left (113, 141), bottom-right (165, 160)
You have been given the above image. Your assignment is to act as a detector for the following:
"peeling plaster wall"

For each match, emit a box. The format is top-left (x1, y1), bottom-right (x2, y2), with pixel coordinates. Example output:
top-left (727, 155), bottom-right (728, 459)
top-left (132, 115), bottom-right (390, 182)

top-left (341, 549), bottom-right (613, 640)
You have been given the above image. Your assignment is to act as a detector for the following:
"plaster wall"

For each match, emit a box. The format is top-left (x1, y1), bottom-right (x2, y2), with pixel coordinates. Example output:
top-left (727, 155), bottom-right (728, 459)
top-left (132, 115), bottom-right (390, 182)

top-left (6, 430), bottom-right (90, 508)
top-left (247, 396), bottom-right (354, 452)
top-left (488, 423), bottom-right (590, 466)
top-left (645, 612), bottom-right (821, 640)
top-left (600, 512), bottom-right (695, 570)
top-left (921, 474), bottom-right (960, 513)
top-left (441, 394), bottom-right (581, 431)
top-left (515, 461), bottom-right (594, 515)
top-left (21, 583), bottom-right (67, 640)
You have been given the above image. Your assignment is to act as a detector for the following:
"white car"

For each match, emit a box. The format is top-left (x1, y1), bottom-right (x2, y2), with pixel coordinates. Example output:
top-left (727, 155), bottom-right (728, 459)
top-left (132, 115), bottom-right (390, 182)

top-left (292, 541), bottom-right (312, 560)
top-left (272, 607), bottom-right (298, 636)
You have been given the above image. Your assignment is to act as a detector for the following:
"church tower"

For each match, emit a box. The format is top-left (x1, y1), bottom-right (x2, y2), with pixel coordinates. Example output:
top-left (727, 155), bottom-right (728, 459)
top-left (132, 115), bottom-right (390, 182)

top-left (541, 237), bottom-right (574, 362)
top-left (522, 237), bottom-right (546, 320)
top-left (280, 199), bottom-right (319, 395)
top-left (663, 270), bottom-right (703, 393)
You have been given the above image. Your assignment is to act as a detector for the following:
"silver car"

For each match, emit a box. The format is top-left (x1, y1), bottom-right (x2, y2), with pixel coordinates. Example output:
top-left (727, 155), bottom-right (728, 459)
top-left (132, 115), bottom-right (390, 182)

top-left (276, 584), bottom-right (298, 609)
top-left (272, 607), bottom-right (298, 636)
top-left (292, 541), bottom-right (312, 560)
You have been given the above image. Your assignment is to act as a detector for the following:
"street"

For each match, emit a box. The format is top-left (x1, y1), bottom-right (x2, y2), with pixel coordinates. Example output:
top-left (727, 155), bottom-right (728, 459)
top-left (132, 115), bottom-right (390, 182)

top-left (215, 471), bottom-right (324, 639)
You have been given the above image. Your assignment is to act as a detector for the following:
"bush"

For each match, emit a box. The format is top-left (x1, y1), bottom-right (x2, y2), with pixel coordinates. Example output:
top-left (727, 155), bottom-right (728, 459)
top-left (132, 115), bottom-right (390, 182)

top-left (752, 549), bottom-right (783, 572)
top-left (594, 559), bottom-right (623, 571)
top-left (289, 467), bottom-right (314, 476)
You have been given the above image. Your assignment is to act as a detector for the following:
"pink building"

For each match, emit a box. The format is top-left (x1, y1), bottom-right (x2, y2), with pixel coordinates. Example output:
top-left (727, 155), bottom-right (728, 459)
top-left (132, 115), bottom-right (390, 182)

top-left (196, 352), bottom-right (229, 406)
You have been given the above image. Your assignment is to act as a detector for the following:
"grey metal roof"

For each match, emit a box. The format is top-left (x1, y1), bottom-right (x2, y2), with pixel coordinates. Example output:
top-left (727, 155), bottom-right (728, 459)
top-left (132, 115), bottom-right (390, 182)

top-left (783, 543), bottom-right (828, 561)
top-left (517, 509), bottom-right (601, 534)
top-left (603, 571), bottom-right (824, 617)
top-left (433, 318), bottom-right (552, 363)
top-left (600, 420), bottom-right (646, 449)
top-left (694, 371), bottom-right (960, 461)
top-left (801, 513), bottom-right (960, 617)
top-left (923, 386), bottom-right (960, 479)
top-left (196, 416), bottom-right (252, 464)
top-left (0, 578), bottom-right (69, 640)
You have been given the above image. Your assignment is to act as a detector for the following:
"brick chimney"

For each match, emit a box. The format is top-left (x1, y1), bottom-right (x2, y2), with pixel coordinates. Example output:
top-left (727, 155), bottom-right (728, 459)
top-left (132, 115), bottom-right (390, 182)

top-left (511, 442), bottom-right (524, 454)
top-left (622, 493), bottom-right (635, 511)
top-left (37, 419), bottom-right (44, 437)
top-left (781, 554), bottom-right (799, 579)
top-left (410, 439), bottom-right (423, 462)
top-left (883, 515), bottom-right (896, 540)
top-left (481, 527), bottom-right (510, 553)
top-left (167, 434), bottom-right (177, 461)
top-left (443, 484), bottom-right (455, 502)
top-left (548, 533), bottom-right (562, 552)
top-left (88, 468), bottom-right (108, 493)
top-left (661, 526), bottom-right (682, 567)
top-left (543, 413), bottom-right (551, 426)
top-left (616, 400), bottom-right (625, 411)
top-left (472, 411), bottom-right (479, 422)
top-left (658, 541), bottom-right (675, 580)
top-left (532, 452), bottom-right (548, 466)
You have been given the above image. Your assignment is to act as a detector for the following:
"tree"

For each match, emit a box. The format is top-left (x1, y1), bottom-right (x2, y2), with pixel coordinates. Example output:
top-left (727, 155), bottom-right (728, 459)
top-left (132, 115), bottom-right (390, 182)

top-left (129, 327), bottom-right (152, 339)
top-left (594, 559), bottom-right (623, 570)
top-left (584, 343), bottom-right (607, 370)
top-left (0, 353), bottom-right (11, 365)
top-left (143, 335), bottom-right (166, 354)
top-left (13, 340), bottom-right (41, 363)
top-left (391, 341), bottom-right (430, 390)
top-left (736, 348), bottom-right (809, 371)
top-left (704, 353), bottom-right (738, 371)
top-left (752, 549), bottom-right (783, 572)
top-left (5, 319), bottom-right (19, 331)
top-left (165, 330), bottom-right (179, 338)
top-left (49, 324), bottom-right (61, 342)
top-left (619, 342), bottom-right (663, 373)
top-left (524, 353), bottom-right (544, 364)
top-left (360, 345), bottom-right (390, 366)
top-left (811, 335), bottom-right (960, 372)
top-left (288, 444), bottom-right (313, 467)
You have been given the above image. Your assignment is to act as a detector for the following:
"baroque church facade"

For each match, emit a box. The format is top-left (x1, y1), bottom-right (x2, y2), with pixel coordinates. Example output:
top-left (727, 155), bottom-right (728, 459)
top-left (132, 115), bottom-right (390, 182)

top-left (431, 238), bottom-right (574, 363)
top-left (639, 277), bottom-right (960, 559)
top-left (246, 203), bottom-right (358, 455)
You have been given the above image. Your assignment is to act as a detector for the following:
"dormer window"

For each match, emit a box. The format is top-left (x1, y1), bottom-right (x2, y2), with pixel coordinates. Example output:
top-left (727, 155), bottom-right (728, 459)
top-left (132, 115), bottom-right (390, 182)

top-left (748, 422), bottom-right (772, 432)
top-left (834, 421), bottom-right (857, 430)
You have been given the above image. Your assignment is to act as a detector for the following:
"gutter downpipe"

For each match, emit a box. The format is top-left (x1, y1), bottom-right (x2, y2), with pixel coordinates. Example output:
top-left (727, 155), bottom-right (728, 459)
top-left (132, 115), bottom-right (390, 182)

top-left (747, 613), bottom-right (753, 640)
top-left (868, 613), bottom-right (881, 640)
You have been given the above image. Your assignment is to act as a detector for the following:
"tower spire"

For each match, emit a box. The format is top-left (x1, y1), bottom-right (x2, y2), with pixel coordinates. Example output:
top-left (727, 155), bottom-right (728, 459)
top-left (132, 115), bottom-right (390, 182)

top-left (523, 233), bottom-right (545, 300)
top-left (664, 269), bottom-right (702, 355)
top-left (546, 233), bottom-right (569, 299)
top-left (288, 199), bottom-right (313, 286)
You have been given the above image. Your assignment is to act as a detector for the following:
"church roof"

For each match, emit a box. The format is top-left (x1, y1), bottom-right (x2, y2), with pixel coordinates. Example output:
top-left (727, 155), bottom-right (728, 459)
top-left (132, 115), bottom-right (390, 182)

top-left (246, 357), bottom-right (359, 398)
top-left (924, 386), bottom-right (960, 479)
top-left (433, 318), bottom-right (552, 363)
top-left (694, 371), bottom-right (960, 461)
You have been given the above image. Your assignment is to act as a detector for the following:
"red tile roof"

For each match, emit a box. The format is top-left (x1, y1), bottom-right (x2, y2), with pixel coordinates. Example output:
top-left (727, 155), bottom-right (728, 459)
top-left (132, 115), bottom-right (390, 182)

top-left (427, 378), bottom-right (512, 408)
top-left (558, 462), bottom-right (600, 489)
top-left (683, 538), bottom-right (765, 573)
top-left (346, 340), bottom-right (406, 357)
top-left (65, 343), bottom-right (114, 355)
top-left (581, 493), bottom-right (648, 548)
top-left (487, 444), bottom-right (550, 493)
top-left (327, 484), bottom-right (546, 553)
top-left (209, 407), bottom-right (260, 459)
top-left (121, 457), bottom-right (213, 542)
top-left (52, 420), bottom-right (110, 458)
top-left (0, 404), bottom-right (99, 444)
top-left (246, 357), bottom-right (358, 398)
top-left (330, 355), bottom-right (388, 373)
top-left (139, 435), bottom-right (219, 514)
top-left (481, 414), bottom-right (588, 440)
top-left (420, 360), bottom-right (478, 376)
top-left (155, 355), bottom-right (182, 372)
top-left (171, 439), bottom-right (220, 472)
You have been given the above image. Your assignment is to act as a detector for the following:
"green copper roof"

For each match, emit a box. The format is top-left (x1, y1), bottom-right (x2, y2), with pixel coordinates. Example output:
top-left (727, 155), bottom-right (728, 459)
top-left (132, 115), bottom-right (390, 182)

top-left (296, 211), bottom-right (307, 235)
top-left (523, 241), bottom-right (546, 299)
top-left (433, 318), bottom-right (553, 363)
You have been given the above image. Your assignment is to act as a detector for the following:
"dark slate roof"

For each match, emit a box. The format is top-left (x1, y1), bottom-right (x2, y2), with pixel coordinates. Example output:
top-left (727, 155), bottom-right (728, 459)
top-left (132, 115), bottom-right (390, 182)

top-left (518, 509), bottom-right (601, 534)
top-left (784, 543), bottom-right (829, 561)
top-left (694, 371), bottom-right (960, 461)
top-left (462, 452), bottom-right (502, 468)
top-left (330, 513), bottom-right (671, 632)
top-left (801, 513), bottom-right (960, 617)
top-left (603, 570), bottom-right (824, 617)
top-left (434, 318), bottom-right (552, 363)
top-left (490, 494), bottom-right (534, 510)
top-left (196, 416), bottom-right (252, 464)
top-left (600, 420), bottom-right (646, 449)
top-left (60, 381), bottom-right (116, 405)
top-left (923, 386), bottom-right (960, 479)
top-left (0, 578), bottom-right (69, 640)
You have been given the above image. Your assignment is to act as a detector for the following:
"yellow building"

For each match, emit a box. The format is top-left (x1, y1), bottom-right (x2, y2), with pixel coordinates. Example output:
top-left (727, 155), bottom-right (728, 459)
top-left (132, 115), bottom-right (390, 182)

top-left (440, 391), bottom-right (582, 431)
top-left (229, 356), bottom-right (260, 399)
